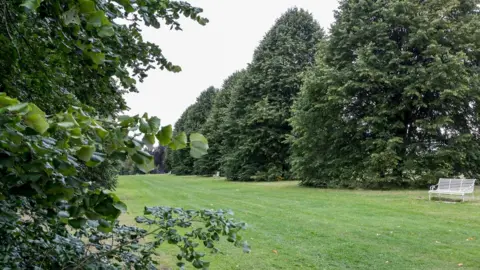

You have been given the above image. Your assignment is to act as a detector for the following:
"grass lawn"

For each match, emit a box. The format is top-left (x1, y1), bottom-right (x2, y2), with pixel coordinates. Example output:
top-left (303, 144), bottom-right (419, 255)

top-left (117, 175), bottom-right (480, 270)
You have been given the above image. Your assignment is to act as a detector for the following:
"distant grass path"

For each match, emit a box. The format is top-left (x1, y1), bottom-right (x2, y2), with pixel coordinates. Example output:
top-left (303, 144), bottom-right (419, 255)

top-left (117, 175), bottom-right (480, 270)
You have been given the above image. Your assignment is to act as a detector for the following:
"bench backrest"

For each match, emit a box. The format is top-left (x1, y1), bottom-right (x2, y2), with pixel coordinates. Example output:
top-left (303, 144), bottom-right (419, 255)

top-left (438, 178), bottom-right (476, 192)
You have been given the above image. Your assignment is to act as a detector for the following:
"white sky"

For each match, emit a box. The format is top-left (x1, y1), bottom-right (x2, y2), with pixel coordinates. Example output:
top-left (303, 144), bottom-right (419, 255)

top-left (124, 0), bottom-right (339, 126)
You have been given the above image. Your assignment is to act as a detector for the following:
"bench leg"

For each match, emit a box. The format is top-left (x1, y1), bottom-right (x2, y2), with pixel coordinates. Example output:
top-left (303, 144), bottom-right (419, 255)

top-left (462, 194), bottom-right (465, 202)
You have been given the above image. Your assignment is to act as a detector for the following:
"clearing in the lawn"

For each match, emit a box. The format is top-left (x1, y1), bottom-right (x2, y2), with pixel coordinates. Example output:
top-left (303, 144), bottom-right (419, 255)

top-left (117, 175), bottom-right (480, 270)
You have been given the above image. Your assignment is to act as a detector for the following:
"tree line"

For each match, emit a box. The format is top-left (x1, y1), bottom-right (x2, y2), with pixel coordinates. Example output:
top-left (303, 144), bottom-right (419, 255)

top-left (168, 1), bottom-right (480, 189)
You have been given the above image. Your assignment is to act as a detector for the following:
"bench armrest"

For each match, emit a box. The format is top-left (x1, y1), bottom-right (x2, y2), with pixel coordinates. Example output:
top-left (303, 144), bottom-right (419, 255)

top-left (430, 185), bottom-right (438, 190)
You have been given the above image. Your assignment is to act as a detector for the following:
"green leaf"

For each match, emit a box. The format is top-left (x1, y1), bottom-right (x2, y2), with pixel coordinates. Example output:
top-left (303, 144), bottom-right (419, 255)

top-left (57, 162), bottom-right (77, 176)
top-left (57, 122), bottom-right (76, 129)
top-left (131, 153), bottom-right (145, 165)
top-left (71, 127), bottom-right (82, 136)
top-left (190, 133), bottom-right (209, 158)
top-left (68, 206), bottom-right (80, 217)
top-left (87, 52), bottom-right (105, 65)
top-left (20, 0), bottom-right (44, 11)
top-left (94, 200), bottom-right (121, 220)
top-left (0, 95), bottom-right (18, 107)
top-left (63, 113), bottom-right (80, 127)
top-left (93, 125), bottom-right (108, 139)
top-left (98, 26), bottom-right (114, 37)
top-left (192, 259), bottom-right (204, 269)
top-left (62, 8), bottom-right (80, 25)
top-left (69, 218), bottom-right (87, 229)
top-left (169, 132), bottom-right (187, 150)
top-left (24, 113), bottom-right (49, 134)
top-left (98, 219), bottom-right (113, 233)
top-left (111, 151), bottom-right (128, 161)
top-left (113, 201), bottom-right (127, 213)
top-left (136, 156), bottom-right (155, 173)
top-left (85, 210), bottom-right (101, 220)
top-left (137, 149), bottom-right (152, 159)
top-left (87, 11), bottom-right (106, 27)
top-left (118, 115), bottom-right (135, 127)
top-left (6, 103), bottom-right (29, 113)
top-left (172, 66), bottom-right (182, 73)
top-left (114, 0), bottom-right (135, 12)
top-left (86, 152), bottom-right (105, 167)
top-left (156, 125), bottom-right (172, 146)
top-left (139, 118), bottom-right (150, 133)
top-left (79, 0), bottom-right (95, 14)
top-left (0, 193), bottom-right (5, 200)
top-left (77, 145), bottom-right (95, 162)
top-left (148, 116), bottom-right (161, 133)
top-left (107, 192), bottom-right (120, 202)
top-left (190, 133), bottom-right (208, 144)
top-left (24, 104), bottom-right (49, 134)
top-left (24, 174), bottom-right (42, 182)
top-left (142, 134), bottom-right (155, 147)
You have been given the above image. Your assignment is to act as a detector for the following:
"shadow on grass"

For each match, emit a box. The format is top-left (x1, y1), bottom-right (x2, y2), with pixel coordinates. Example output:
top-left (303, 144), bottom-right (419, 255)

top-left (429, 196), bottom-right (473, 203)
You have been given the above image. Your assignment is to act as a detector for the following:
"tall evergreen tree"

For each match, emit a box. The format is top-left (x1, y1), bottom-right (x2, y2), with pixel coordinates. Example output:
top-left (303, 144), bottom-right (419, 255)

top-left (222, 8), bottom-right (324, 181)
top-left (170, 86), bottom-right (217, 174)
top-left (291, 0), bottom-right (480, 188)
top-left (193, 71), bottom-right (246, 176)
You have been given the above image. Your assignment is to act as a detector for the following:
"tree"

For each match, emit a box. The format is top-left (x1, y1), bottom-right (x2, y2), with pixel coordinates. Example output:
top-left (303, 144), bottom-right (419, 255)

top-left (193, 70), bottom-right (246, 176)
top-left (0, 0), bottom-right (248, 268)
top-left (291, 0), bottom-right (480, 188)
top-left (0, 0), bottom-right (209, 189)
top-left (170, 87), bottom-right (217, 174)
top-left (222, 8), bottom-right (324, 181)
top-left (0, 96), bottom-right (246, 269)
top-left (0, 0), bottom-right (206, 116)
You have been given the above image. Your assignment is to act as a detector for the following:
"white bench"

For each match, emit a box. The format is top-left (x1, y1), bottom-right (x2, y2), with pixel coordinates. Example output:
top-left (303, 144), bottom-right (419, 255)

top-left (429, 178), bottom-right (476, 201)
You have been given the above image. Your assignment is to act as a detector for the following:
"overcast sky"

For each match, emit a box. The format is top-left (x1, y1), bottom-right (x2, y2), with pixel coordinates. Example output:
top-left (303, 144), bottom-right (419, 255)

top-left (124, 0), bottom-right (339, 126)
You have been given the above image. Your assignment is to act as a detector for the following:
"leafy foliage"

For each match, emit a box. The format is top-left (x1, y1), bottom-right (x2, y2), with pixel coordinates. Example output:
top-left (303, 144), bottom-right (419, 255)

top-left (0, 0), bottom-right (249, 269)
top-left (0, 0), bottom-right (209, 190)
top-left (221, 8), bottom-right (324, 181)
top-left (62, 207), bottom-right (248, 269)
top-left (0, 0), bottom-right (208, 116)
top-left (291, 0), bottom-right (480, 188)
top-left (0, 93), bottom-right (243, 269)
top-left (170, 87), bottom-right (217, 175)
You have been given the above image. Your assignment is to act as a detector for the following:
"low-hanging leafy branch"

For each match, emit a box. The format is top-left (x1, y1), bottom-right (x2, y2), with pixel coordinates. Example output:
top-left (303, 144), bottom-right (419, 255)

top-left (0, 92), bottom-right (248, 269)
